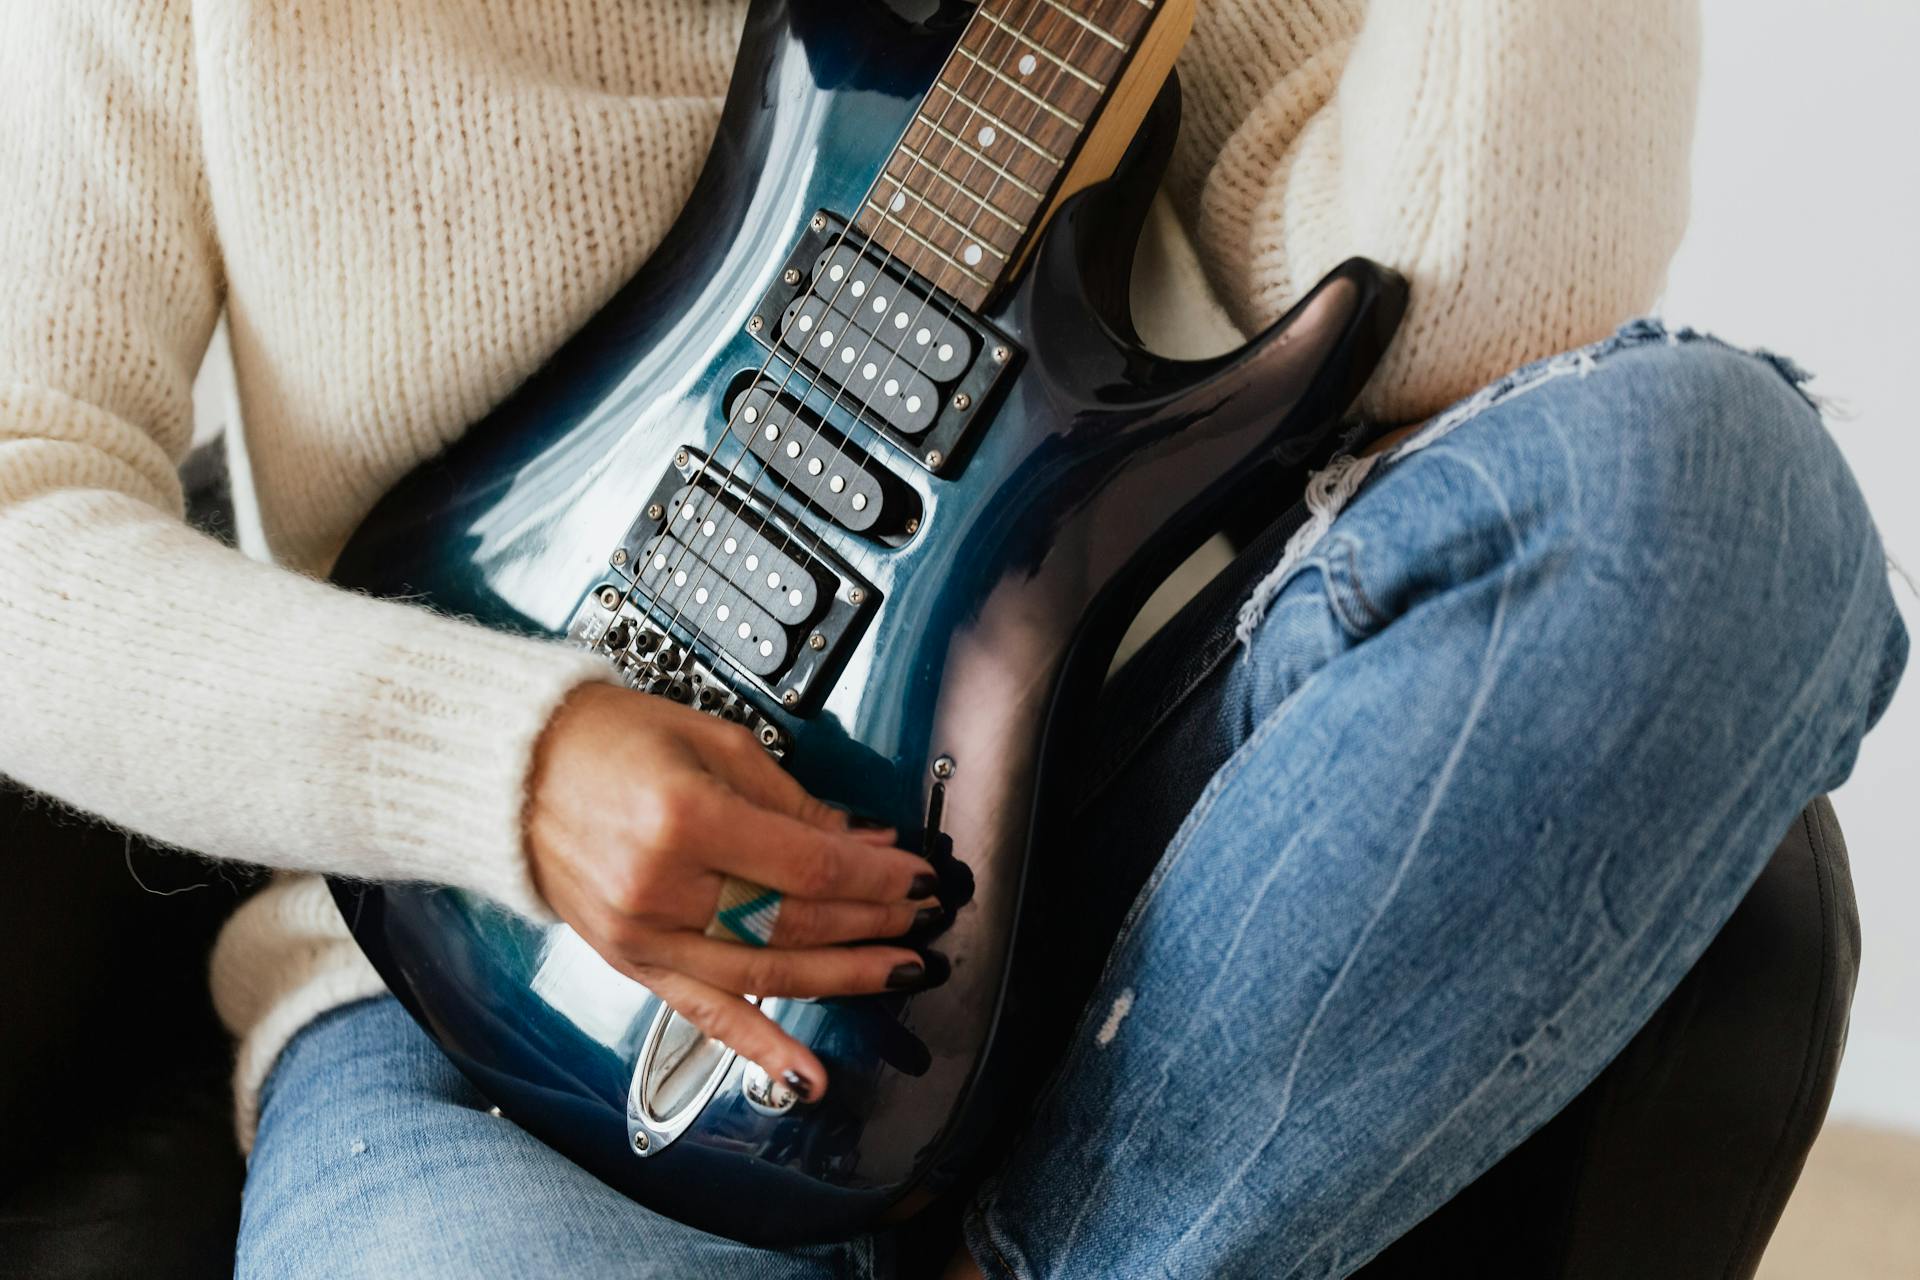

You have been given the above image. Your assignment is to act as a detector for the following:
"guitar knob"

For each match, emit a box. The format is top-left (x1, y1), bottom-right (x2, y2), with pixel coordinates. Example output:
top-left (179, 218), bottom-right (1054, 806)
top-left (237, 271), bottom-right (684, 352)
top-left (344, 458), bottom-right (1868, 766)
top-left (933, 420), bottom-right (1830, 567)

top-left (740, 1062), bottom-right (798, 1116)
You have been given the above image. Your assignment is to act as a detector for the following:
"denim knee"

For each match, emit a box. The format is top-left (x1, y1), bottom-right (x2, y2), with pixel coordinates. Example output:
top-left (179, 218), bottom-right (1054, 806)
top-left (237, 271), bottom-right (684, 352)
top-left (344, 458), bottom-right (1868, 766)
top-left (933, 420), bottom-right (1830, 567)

top-left (1349, 325), bottom-right (1905, 792)
top-left (1519, 335), bottom-right (1903, 781)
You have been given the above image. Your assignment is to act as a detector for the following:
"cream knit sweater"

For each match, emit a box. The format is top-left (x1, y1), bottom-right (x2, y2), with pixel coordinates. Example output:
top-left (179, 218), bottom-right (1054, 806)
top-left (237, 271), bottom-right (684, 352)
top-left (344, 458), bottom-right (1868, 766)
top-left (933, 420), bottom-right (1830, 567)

top-left (0, 0), bottom-right (1698, 1143)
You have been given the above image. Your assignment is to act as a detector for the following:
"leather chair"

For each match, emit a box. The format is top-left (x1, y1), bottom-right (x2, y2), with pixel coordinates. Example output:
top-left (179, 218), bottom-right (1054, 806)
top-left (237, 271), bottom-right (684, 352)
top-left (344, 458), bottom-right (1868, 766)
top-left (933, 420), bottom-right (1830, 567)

top-left (0, 444), bottom-right (1861, 1277)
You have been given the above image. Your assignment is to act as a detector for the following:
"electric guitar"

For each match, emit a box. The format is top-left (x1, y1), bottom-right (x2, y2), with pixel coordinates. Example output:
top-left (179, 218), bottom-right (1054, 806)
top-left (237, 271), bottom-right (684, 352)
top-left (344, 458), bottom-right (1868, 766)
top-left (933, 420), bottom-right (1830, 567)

top-left (328, 0), bottom-right (1405, 1246)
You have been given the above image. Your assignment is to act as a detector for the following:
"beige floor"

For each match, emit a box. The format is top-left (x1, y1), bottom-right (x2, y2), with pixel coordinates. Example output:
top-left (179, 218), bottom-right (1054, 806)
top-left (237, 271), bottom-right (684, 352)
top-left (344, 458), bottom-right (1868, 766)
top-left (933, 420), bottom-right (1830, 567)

top-left (1758, 1124), bottom-right (1920, 1279)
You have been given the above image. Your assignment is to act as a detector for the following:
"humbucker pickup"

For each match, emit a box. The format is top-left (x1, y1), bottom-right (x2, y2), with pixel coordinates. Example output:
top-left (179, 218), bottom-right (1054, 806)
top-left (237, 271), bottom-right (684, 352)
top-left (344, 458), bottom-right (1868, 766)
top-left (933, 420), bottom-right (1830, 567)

top-left (775, 243), bottom-right (975, 437)
top-left (749, 210), bottom-right (1020, 474)
top-left (590, 451), bottom-right (877, 715)
top-left (728, 380), bottom-right (918, 538)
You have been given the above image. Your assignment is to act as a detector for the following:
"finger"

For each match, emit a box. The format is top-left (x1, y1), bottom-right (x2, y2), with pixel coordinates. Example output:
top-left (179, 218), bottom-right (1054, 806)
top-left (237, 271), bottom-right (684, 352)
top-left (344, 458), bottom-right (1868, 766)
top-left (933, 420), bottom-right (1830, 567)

top-left (691, 723), bottom-right (846, 830)
top-left (655, 930), bottom-right (933, 1000)
top-left (634, 968), bottom-right (828, 1101)
top-left (769, 897), bottom-right (928, 948)
top-left (832, 812), bottom-right (903, 845)
top-left (689, 796), bottom-right (934, 904)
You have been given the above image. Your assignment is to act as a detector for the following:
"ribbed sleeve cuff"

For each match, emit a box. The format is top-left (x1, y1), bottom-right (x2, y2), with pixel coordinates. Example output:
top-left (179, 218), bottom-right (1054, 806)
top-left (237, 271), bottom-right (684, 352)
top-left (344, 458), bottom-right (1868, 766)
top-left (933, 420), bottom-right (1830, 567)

top-left (358, 623), bottom-right (616, 921)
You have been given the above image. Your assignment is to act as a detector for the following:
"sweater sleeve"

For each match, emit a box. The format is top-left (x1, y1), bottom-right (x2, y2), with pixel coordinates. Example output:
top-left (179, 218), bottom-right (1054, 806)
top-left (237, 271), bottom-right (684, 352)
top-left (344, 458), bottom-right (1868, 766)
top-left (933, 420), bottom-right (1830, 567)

top-left (0, 2), bottom-right (610, 917)
top-left (1168, 0), bottom-right (1701, 423)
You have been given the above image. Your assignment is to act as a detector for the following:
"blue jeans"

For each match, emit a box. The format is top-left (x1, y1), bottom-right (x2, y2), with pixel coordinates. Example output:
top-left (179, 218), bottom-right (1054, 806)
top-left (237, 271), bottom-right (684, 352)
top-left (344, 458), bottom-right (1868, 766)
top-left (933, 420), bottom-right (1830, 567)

top-left (238, 323), bottom-right (1907, 1279)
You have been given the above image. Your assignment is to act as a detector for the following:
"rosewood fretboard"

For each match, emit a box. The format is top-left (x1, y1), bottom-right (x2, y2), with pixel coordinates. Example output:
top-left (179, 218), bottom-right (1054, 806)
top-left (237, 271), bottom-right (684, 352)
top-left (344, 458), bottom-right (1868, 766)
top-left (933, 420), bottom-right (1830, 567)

top-left (852, 0), bottom-right (1160, 310)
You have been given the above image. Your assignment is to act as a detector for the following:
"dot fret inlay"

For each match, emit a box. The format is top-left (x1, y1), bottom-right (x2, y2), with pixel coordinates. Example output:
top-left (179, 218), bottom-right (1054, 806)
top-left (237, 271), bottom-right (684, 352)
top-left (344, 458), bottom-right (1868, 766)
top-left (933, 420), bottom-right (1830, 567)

top-left (850, 0), bottom-right (1158, 310)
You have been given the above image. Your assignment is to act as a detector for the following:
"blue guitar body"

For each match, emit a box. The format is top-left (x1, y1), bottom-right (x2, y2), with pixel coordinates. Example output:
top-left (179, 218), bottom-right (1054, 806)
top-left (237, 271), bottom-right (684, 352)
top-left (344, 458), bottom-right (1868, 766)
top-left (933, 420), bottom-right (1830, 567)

top-left (328, 0), bottom-right (1403, 1246)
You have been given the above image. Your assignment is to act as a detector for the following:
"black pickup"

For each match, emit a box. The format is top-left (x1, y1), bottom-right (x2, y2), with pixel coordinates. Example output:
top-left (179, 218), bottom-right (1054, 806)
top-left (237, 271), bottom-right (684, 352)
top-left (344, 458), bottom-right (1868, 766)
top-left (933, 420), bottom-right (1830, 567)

top-left (603, 451), bottom-right (876, 714)
top-left (748, 210), bottom-right (1020, 475)
top-left (727, 380), bottom-right (919, 538)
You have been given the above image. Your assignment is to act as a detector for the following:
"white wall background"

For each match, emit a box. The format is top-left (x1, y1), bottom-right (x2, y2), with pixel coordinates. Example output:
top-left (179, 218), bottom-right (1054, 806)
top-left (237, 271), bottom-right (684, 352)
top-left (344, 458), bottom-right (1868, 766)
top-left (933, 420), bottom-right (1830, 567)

top-left (1661, 0), bottom-right (1919, 1133)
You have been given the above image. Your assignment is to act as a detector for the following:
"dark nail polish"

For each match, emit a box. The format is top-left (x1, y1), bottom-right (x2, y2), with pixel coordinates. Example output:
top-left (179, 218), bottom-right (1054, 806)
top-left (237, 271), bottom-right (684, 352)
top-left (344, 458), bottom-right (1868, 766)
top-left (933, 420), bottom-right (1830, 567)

top-left (912, 905), bottom-right (943, 931)
top-left (908, 872), bottom-right (939, 899)
top-left (846, 812), bottom-right (891, 830)
top-left (886, 960), bottom-right (926, 990)
top-left (781, 1069), bottom-right (814, 1102)
top-left (917, 949), bottom-right (952, 987)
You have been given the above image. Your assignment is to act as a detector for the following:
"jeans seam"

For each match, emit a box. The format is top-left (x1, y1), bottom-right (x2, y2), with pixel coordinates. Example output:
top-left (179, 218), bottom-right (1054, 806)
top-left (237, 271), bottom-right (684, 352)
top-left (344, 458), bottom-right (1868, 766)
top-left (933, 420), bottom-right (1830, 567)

top-left (1325, 536), bottom-right (1386, 638)
top-left (967, 1188), bottom-right (1036, 1280)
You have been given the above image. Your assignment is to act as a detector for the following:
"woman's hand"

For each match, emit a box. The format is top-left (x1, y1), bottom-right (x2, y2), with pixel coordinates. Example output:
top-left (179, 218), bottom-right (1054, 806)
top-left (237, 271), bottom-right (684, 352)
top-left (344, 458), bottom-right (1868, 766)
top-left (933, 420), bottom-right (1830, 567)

top-left (527, 682), bottom-right (940, 1100)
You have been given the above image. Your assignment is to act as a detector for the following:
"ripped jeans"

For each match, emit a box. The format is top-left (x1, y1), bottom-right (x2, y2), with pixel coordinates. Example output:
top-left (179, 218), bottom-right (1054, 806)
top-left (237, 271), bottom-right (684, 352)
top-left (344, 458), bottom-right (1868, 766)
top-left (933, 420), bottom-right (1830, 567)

top-left (237, 324), bottom-right (1907, 1279)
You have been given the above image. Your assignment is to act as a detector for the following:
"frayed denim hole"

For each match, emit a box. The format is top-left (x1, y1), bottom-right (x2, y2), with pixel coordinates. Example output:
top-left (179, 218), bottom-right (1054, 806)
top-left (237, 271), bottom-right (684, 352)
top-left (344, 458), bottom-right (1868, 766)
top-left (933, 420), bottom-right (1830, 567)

top-left (1613, 317), bottom-right (1671, 345)
top-left (1382, 317), bottom-right (1698, 470)
top-left (1753, 348), bottom-right (1826, 414)
top-left (1235, 550), bottom-right (1336, 654)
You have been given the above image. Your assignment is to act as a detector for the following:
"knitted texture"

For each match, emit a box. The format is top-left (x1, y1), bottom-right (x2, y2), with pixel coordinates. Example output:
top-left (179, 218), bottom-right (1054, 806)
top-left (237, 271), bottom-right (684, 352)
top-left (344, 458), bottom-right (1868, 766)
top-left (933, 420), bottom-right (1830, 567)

top-left (0, 0), bottom-right (1698, 1143)
top-left (1168, 0), bottom-right (1701, 421)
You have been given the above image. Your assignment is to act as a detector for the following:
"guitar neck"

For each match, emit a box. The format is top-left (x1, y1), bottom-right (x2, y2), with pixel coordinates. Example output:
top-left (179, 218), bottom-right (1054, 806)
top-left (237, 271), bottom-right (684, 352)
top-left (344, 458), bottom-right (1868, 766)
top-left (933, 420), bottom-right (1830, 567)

top-left (853, 0), bottom-right (1188, 311)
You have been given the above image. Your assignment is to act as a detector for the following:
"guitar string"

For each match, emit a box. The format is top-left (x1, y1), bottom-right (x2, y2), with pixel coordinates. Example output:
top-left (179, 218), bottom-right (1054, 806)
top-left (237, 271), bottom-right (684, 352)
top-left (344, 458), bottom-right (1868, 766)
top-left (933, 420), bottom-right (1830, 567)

top-left (639, 0), bottom-right (1091, 680)
top-left (772, 5), bottom-right (1106, 533)
top-left (624, 1), bottom-right (1120, 717)
top-left (611, 0), bottom-right (1059, 684)
top-left (664, 0), bottom-right (1118, 678)
top-left (623, 0), bottom-right (1076, 689)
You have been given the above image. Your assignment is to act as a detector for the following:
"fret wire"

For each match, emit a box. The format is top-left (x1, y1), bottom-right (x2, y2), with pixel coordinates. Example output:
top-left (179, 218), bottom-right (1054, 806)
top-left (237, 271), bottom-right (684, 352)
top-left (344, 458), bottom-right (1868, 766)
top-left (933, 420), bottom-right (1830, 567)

top-left (866, 206), bottom-right (994, 290)
top-left (978, 7), bottom-right (1105, 92)
top-left (887, 142), bottom-right (1036, 235)
top-left (863, 0), bottom-right (1152, 306)
top-left (950, 42), bottom-right (1087, 133)
top-left (919, 93), bottom-right (1068, 167)
top-left (911, 118), bottom-right (1047, 201)
top-left (1035, 0), bottom-right (1127, 50)
top-left (865, 190), bottom-right (1010, 263)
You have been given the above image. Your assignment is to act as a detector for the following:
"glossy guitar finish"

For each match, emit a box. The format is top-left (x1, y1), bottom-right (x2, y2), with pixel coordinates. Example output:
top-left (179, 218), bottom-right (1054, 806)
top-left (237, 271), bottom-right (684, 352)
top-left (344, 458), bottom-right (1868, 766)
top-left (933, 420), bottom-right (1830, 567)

top-left (328, 0), bottom-right (1404, 1246)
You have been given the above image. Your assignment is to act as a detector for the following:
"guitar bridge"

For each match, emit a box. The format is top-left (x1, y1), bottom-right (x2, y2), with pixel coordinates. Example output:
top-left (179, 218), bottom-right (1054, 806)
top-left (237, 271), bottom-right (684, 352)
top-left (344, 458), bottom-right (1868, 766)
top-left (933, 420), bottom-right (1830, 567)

top-left (568, 587), bottom-right (790, 754)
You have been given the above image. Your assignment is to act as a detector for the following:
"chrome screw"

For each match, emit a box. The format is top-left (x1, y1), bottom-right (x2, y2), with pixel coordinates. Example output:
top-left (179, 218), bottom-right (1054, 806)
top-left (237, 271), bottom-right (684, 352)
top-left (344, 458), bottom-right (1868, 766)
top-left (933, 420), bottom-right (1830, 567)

top-left (847, 586), bottom-right (867, 606)
top-left (924, 450), bottom-right (944, 469)
top-left (783, 268), bottom-right (803, 286)
top-left (782, 689), bottom-right (800, 707)
top-left (747, 315), bottom-right (764, 334)
top-left (646, 502), bottom-right (664, 521)
top-left (675, 449), bottom-right (690, 468)
top-left (758, 724), bottom-right (782, 748)
top-left (932, 755), bottom-right (956, 780)
top-left (808, 633), bottom-right (827, 651)
top-left (632, 1131), bottom-right (650, 1154)
top-left (610, 548), bottom-right (628, 567)
top-left (951, 392), bottom-right (971, 411)
top-left (811, 213), bottom-right (828, 231)
top-left (597, 586), bottom-right (621, 610)
top-left (992, 345), bottom-right (1011, 363)
top-left (904, 516), bottom-right (920, 535)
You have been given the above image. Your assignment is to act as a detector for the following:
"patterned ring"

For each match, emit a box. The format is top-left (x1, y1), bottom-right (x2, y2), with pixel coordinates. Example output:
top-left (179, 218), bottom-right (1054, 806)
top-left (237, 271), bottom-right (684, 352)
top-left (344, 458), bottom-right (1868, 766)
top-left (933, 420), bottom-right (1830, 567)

top-left (704, 875), bottom-right (784, 948)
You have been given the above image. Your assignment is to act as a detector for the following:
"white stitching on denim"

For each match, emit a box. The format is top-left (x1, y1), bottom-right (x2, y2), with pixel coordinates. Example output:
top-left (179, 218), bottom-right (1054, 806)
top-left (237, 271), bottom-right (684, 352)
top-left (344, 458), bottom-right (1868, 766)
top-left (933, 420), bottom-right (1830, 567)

top-left (1233, 454), bottom-right (1378, 647)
